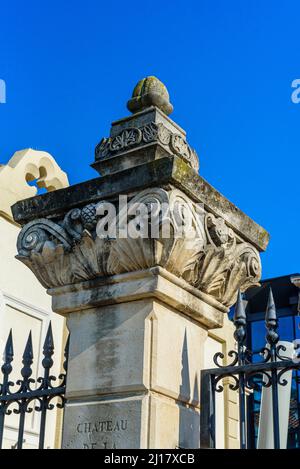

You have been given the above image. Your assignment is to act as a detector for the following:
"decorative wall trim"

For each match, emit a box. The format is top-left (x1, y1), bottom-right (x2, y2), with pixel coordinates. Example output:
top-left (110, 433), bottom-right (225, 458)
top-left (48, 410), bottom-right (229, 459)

top-left (2, 290), bottom-right (51, 319)
top-left (0, 149), bottom-right (69, 220)
top-left (95, 122), bottom-right (199, 172)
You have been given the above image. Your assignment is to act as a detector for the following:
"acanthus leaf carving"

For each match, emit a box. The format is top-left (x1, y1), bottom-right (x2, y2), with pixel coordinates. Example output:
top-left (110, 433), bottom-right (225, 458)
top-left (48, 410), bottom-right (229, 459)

top-left (16, 189), bottom-right (261, 309)
top-left (109, 128), bottom-right (142, 152)
top-left (193, 214), bottom-right (261, 306)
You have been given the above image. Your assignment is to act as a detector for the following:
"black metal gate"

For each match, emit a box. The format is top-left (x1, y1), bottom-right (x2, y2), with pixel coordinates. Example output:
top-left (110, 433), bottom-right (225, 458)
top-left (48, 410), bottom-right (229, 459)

top-left (0, 323), bottom-right (69, 449)
top-left (200, 289), bottom-right (300, 449)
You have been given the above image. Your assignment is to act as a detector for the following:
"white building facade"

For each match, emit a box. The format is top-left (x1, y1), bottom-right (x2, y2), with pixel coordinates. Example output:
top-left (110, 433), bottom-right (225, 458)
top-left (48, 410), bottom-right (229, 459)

top-left (0, 149), bottom-right (69, 448)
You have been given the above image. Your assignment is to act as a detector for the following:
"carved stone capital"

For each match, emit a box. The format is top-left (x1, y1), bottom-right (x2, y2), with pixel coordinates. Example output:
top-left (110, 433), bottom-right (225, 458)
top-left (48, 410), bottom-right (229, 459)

top-left (16, 187), bottom-right (261, 309)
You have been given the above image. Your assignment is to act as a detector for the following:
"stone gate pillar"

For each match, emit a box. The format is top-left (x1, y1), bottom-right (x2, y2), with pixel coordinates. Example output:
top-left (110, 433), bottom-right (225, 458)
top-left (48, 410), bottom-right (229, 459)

top-left (12, 76), bottom-right (269, 449)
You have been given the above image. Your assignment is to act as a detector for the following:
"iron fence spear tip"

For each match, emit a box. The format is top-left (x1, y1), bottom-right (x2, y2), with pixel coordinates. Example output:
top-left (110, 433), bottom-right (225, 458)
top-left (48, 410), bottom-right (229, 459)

top-left (5, 329), bottom-right (14, 358)
top-left (233, 290), bottom-right (246, 323)
top-left (23, 331), bottom-right (33, 360)
top-left (266, 287), bottom-right (277, 323)
top-left (44, 322), bottom-right (54, 353)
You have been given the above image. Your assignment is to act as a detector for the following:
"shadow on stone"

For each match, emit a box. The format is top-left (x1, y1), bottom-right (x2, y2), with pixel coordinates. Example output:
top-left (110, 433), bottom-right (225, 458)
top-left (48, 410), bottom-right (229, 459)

top-left (178, 329), bottom-right (200, 448)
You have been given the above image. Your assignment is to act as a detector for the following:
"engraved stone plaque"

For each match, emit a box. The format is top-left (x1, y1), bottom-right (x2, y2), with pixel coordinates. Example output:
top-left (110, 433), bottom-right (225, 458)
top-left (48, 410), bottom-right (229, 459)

top-left (62, 397), bottom-right (145, 449)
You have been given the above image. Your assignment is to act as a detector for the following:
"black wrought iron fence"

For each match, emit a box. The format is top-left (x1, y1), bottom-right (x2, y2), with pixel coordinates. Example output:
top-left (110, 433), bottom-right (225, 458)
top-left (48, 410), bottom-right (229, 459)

top-left (200, 289), bottom-right (300, 449)
top-left (0, 323), bottom-right (69, 449)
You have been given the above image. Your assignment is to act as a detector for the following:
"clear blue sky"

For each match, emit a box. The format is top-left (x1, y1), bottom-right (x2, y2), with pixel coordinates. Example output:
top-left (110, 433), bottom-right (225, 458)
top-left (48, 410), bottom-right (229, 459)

top-left (0, 0), bottom-right (299, 280)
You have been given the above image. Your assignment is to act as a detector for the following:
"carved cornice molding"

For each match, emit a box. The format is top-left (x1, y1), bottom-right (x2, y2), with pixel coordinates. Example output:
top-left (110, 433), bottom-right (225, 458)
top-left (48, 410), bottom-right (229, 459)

top-left (95, 122), bottom-right (199, 172)
top-left (16, 188), bottom-right (261, 308)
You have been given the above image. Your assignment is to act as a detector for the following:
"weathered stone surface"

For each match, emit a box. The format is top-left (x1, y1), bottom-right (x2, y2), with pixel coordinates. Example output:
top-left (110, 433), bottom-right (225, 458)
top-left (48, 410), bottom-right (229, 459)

top-left (112, 106), bottom-right (184, 138)
top-left (62, 394), bottom-right (201, 449)
top-left (93, 77), bottom-right (193, 174)
top-left (127, 76), bottom-right (173, 116)
top-left (63, 301), bottom-right (152, 399)
top-left (12, 76), bottom-right (269, 448)
top-left (148, 395), bottom-right (200, 449)
top-left (93, 105), bottom-right (198, 174)
top-left (62, 396), bottom-right (147, 449)
top-left (49, 269), bottom-right (226, 327)
top-left (12, 157), bottom-right (269, 252)
top-left (15, 186), bottom-right (262, 308)
top-left (61, 294), bottom-right (204, 449)
top-left (60, 294), bottom-right (206, 401)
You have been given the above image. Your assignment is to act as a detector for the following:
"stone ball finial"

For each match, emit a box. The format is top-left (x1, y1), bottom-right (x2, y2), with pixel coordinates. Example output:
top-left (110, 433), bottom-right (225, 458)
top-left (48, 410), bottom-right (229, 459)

top-left (127, 76), bottom-right (173, 116)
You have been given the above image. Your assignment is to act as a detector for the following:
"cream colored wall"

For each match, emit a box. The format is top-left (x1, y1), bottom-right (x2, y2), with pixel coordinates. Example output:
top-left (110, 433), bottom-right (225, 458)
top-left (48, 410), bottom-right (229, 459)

top-left (0, 217), bottom-right (51, 306)
top-left (0, 149), bottom-right (68, 449)
top-left (0, 218), bottom-right (65, 449)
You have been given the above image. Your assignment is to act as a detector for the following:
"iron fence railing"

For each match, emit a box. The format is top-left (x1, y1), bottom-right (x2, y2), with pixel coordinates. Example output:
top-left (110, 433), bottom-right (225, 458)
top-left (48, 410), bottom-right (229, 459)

top-left (200, 289), bottom-right (300, 449)
top-left (0, 323), bottom-right (69, 449)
